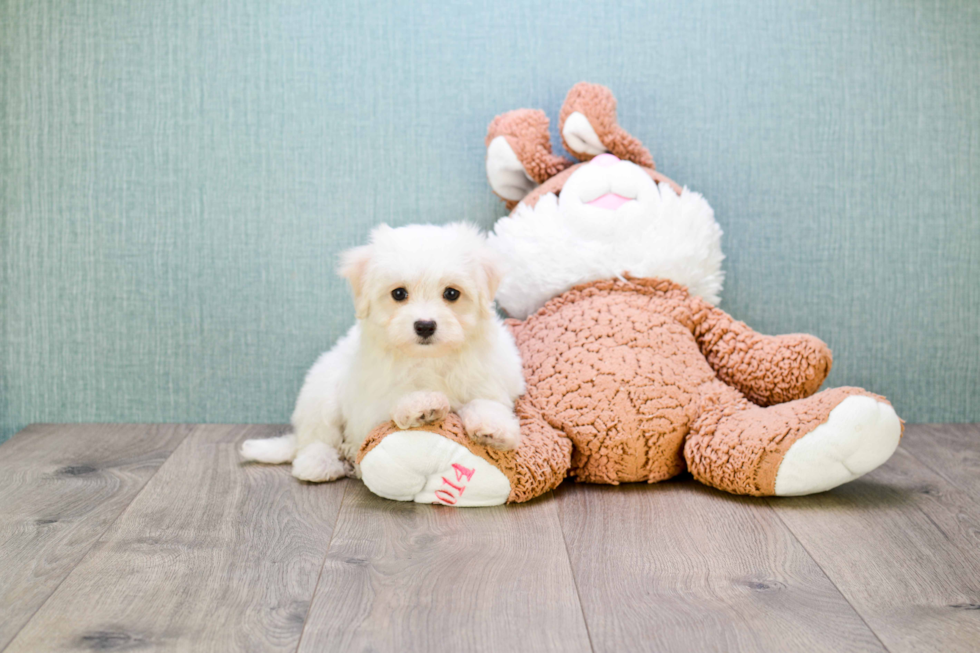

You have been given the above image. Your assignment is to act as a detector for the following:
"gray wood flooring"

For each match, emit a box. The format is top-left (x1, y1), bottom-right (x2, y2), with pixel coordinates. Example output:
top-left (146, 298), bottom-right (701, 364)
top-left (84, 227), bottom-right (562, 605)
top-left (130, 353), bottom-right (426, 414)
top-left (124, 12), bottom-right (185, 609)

top-left (1, 423), bottom-right (978, 652)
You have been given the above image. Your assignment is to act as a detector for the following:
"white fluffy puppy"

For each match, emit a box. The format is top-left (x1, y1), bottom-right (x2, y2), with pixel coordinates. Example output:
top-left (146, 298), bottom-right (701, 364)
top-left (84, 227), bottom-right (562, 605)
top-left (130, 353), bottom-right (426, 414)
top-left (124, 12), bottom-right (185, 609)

top-left (240, 222), bottom-right (525, 482)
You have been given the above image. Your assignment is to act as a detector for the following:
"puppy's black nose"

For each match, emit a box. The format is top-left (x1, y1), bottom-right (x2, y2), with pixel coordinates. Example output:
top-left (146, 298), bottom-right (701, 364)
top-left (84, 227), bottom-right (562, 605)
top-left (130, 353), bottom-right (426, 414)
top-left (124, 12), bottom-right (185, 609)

top-left (414, 320), bottom-right (437, 339)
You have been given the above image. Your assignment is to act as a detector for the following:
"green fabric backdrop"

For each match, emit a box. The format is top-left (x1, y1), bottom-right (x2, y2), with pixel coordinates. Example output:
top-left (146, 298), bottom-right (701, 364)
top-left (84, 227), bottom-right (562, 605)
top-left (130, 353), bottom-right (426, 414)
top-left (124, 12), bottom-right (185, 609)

top-left (2, 0), bottom-right (978, 443)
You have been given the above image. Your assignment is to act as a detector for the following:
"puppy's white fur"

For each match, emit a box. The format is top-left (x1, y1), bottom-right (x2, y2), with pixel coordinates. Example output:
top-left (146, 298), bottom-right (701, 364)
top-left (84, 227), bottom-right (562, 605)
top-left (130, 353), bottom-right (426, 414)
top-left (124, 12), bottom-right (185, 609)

top-left (240, 223), bottom-right (525, 482)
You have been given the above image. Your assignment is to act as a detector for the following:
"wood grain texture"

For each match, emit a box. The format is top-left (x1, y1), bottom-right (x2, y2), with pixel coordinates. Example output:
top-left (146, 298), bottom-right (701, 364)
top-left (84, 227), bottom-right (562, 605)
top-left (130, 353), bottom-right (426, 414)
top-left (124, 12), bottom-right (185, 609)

top-left (900, 423), bottom-right (980, 496)
top-left (0, 424), bottom-right (192, 650)
top-left (298, 483), bottom-right (592, 653)
top-left (5, 423), bottom-right (980, 652)
top-left (769, 447), bottom-right (980, 653)
top-left (4, 425), bottom-right (346, 653)
top-left (556, 480), bottom-right (884, 653)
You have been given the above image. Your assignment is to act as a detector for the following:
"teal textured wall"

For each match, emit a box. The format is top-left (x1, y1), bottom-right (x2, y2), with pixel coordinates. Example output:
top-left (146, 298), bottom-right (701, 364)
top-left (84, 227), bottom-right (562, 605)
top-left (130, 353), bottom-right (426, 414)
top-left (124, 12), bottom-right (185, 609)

top-left (2, 0), bottom-right (978, 443)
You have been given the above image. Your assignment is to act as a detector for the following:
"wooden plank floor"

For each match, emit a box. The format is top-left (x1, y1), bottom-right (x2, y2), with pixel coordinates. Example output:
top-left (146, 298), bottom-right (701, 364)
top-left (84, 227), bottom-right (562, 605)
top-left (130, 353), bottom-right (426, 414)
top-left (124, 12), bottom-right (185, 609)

top-left (1, 424), bottom-right (978, 652)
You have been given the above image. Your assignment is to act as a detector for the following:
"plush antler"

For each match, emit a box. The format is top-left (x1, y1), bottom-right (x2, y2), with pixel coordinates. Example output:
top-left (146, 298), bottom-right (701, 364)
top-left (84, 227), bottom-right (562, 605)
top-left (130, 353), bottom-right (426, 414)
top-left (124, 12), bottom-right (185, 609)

top-left (559, 82), bottom-right (655, 168)
top-left (485, 109), bottom-right (573, 207)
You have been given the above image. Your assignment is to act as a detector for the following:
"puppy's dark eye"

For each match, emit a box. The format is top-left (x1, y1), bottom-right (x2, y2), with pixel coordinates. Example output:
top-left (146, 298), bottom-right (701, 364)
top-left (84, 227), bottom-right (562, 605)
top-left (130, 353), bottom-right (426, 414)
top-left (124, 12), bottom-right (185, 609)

top-left (443, 287), bottom-right (460, 302)
top-left (391, 287), bottom-right (408, 302)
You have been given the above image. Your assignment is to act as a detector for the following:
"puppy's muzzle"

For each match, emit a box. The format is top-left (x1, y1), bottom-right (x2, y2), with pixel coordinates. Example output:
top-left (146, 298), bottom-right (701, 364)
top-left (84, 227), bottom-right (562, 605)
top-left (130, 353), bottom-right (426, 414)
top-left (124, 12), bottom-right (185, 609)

top-left (413, 320), bottom-right (437, 341)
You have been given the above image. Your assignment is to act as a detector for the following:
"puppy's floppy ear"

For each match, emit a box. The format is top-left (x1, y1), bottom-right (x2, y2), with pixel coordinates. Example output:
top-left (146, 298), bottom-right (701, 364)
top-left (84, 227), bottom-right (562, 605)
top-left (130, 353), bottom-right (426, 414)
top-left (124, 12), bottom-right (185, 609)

top-left (476, 247), bottom-right (504, 316)
top-left (338, 244), bottom-right (373, 319)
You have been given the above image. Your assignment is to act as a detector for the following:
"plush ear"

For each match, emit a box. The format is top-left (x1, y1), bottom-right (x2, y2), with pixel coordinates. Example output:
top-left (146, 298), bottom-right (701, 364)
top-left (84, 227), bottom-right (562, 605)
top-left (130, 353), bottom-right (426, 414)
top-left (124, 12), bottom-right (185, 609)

top-left (486, 109), bottom-right (573, 207)
top-left (559, 82), bottom-right (655, 168)
top-left (338, 243), bottom-right (373, 319)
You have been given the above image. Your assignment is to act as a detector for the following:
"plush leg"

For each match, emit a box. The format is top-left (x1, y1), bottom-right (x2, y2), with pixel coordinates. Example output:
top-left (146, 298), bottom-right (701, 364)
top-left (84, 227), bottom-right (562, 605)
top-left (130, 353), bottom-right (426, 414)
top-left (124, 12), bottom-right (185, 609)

top-left (688, 295), bottom-right (833, 406)
top-left (684, 382), bottom-right (902, 496)
top-left (358, 398), bottom-right (572, 506)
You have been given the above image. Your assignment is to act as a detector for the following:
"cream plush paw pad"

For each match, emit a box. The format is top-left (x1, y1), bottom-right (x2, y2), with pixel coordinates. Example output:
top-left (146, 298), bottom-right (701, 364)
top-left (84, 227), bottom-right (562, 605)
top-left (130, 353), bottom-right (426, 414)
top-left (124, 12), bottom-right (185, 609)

top-left (775, 396), bottom-right (902, 496)
top-left (360, 430), bottom-right (511, 507)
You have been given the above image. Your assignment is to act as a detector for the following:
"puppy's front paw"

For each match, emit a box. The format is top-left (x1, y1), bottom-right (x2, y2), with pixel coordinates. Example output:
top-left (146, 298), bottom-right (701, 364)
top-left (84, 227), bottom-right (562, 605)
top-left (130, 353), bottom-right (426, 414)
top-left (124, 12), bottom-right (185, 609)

top-left (291, 442), bottom-right (347, 482)
top-left (392, 391), bottom-right (451, 429)
top-left (459, 400), bottom-right (521, 451)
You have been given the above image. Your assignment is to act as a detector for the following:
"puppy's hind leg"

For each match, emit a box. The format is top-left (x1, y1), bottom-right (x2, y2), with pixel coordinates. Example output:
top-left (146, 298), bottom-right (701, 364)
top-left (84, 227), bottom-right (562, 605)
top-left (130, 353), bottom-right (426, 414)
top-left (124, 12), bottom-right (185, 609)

top-left (291, 442), bottom-right (348, 482)
top-left (287, 399), bottom-right (348, 482)
top-left (240, 433), bottom-right (299, 464)
top-left (239, 362), bottom-right (345, 475)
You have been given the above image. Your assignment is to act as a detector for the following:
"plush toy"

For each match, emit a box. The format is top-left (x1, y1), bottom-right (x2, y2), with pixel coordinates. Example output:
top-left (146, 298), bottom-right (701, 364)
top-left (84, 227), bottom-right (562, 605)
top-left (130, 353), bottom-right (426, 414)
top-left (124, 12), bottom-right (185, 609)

top-left (357, 83), bottom-right (902, 507)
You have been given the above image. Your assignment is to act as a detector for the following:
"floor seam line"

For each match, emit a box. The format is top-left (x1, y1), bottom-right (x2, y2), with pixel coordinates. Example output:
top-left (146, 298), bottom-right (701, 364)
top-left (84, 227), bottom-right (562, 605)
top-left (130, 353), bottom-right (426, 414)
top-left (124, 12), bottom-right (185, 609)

top-left (899, 443), bottom-right (980, 506)
top-left (294, 478), bottom-right (350, 653)
top-left (0, 423), bottom-right (196, 652)
top-left (765, 499), bottom-right (892, 653)
top-left (892, 446), bottom-right (980, 562)
top-left (554, 490), bottom-right (597, 653)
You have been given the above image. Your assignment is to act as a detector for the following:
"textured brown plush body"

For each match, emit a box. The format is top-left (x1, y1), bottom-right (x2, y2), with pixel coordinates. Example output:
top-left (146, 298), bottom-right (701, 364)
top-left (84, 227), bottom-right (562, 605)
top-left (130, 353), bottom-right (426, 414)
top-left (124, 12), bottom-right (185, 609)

top-left (362, 277), bottom-right (891, 500)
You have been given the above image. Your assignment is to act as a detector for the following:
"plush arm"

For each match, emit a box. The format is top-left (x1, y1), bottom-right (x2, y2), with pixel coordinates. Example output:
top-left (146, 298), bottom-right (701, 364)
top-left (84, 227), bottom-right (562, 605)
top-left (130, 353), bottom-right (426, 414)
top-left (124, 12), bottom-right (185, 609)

top-left (688, 296), bottom-right (832, 406)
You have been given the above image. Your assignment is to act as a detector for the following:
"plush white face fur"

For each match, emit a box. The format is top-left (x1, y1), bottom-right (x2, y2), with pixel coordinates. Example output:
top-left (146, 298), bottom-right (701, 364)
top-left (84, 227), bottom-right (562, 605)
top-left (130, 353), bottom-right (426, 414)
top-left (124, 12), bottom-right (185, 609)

top-left (488, 156), bottom-right (725, 320)
top-left (556, 154), bottom-right (664, 239)
top-left (339, 223), bottom-right (501, 358)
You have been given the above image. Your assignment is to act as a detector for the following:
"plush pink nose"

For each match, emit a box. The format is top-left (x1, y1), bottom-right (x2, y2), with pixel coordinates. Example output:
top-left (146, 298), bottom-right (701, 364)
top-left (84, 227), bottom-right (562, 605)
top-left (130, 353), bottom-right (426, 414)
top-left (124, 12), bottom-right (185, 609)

top-left (591, 153), bottom-right (619, 167)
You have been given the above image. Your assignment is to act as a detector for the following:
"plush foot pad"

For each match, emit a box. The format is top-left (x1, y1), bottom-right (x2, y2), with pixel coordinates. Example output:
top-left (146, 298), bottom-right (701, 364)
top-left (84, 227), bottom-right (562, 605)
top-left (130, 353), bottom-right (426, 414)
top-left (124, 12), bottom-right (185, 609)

top-left (775, 395), bottom-right (902, 496)
top-left (360, 430), bottom-right (511, 507)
